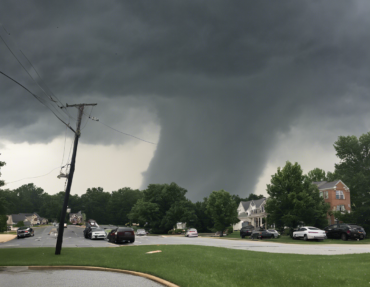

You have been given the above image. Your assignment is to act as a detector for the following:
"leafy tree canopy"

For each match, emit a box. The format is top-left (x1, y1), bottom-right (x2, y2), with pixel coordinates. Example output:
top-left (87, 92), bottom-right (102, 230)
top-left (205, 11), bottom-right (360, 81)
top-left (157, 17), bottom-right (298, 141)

top-left (265, 161), bottom-right (330, 234)
top-left (129, 182), bottom-right (195, 233)
top-left (206, 189), bottom-right (239, 236)
top-left (232, 193), bottom-right (264, 206)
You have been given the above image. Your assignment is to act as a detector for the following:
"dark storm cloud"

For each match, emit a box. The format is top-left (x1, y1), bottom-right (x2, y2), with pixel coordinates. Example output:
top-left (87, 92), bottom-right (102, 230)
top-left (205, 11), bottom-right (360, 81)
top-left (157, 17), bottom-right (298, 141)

top-left (1, 1), bottom-right (370, 200)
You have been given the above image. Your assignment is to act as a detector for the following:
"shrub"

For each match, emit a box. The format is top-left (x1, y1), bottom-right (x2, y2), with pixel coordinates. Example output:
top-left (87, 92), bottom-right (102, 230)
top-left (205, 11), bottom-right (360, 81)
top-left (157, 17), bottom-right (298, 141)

top-left (168, 230), bottom-right (174, 234)
top-left (0, 215), bottom-right (7, 232)
top-left (15, 221), bottom-right (24, 227)
top-left (226, 226), bottom-right (233, 234)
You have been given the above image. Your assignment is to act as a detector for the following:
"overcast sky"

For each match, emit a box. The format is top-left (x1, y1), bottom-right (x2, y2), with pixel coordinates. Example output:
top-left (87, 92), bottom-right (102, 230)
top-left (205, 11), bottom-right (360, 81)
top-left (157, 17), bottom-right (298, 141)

top-left (1, 1), bottom-right (370, 202)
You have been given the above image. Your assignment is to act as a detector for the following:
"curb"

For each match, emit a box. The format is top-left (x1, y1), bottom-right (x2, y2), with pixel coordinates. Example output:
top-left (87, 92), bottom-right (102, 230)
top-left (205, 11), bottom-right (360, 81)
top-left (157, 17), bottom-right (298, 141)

top-left (28, 266), bottom-right (179, 287)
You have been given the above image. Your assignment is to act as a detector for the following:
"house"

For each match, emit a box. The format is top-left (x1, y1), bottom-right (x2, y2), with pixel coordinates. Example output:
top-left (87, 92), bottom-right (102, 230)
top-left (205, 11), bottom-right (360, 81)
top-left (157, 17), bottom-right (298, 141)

top-left (233, 198), bottom-right (267, 231)
top-left (176, 222), bottom-right (186, 229)
top-left (69, 211), bottom-right (83, 224)
top-left (7, 212), bottom-right (47, 226)
top-left (313, 180), bottom-right (351, 225)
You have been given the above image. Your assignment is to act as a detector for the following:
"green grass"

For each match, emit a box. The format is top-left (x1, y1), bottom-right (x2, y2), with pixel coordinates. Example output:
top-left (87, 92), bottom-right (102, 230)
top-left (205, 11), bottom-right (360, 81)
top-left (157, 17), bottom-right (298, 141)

top-left (0, 246), bottom-right (369, 287)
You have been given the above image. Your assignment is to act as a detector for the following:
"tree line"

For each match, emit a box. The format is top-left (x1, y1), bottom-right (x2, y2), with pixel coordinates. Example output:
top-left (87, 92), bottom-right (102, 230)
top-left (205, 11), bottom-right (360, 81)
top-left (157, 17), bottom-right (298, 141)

top-left (2, 131), bottom-right (370, 234)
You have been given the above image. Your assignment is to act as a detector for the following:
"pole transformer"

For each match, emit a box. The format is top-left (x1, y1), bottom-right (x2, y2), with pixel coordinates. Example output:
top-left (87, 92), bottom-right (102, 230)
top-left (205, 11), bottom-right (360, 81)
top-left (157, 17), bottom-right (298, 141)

top-left (55, 103), bottom-right (97, 255)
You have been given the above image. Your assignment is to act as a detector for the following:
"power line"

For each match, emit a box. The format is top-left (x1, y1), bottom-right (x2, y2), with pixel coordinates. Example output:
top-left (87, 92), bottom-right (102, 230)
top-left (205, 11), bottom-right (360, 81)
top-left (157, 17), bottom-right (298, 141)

top-left (3, 165), bottom-right (65, 187)
top-left (81, 110), bottom-right (157, 145)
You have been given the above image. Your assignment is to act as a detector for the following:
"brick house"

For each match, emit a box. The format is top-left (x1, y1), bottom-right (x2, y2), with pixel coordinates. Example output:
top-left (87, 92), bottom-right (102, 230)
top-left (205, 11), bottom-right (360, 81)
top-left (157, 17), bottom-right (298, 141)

top-left (313, 180), bottom-right (351, 225)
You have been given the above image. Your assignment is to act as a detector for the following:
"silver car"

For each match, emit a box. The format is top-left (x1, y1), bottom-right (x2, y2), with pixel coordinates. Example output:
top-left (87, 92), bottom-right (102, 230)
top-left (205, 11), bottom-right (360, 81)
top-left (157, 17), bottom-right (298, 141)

top-left (136, 229), bottom-right (147, 236)
top-left (266, 229), bottom-right (280, 238)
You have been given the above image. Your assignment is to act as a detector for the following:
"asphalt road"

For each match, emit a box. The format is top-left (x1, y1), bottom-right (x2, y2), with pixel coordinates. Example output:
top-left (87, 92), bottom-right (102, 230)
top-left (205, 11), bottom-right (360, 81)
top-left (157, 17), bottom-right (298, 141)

top-left (1, 225), bottom-right (370, 255)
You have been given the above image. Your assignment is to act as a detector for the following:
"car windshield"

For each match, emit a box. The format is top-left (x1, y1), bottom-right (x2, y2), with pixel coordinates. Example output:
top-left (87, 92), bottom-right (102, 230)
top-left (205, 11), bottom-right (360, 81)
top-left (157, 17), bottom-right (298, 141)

top-left (189, 229), bottom-right (197, 231)
top-left (18, 226), bottom-right (28, 230)
top-left (137, 229), bottom-right (145, 232)
top-left (118, 227), bottom-right (132, 231)
top-left (93, 228), bottom-right (104, 232)
top-left (349, 225), bottom-right (362, 229)
top-left (308, 228), bottom-right (319, 230)
top-left (268, 230), bottom-right (276, 232)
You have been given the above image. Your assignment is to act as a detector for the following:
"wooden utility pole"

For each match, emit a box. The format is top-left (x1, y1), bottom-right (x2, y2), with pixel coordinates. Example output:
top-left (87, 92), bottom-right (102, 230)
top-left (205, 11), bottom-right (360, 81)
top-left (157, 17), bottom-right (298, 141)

top-left (55, 103), bottom-right (97, 255)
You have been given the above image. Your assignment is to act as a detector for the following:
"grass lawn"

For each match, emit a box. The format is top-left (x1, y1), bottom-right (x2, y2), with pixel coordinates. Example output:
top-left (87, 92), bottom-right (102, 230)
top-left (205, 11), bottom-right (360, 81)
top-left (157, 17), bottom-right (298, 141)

top-left (0, 245), bottom-right (369, 287)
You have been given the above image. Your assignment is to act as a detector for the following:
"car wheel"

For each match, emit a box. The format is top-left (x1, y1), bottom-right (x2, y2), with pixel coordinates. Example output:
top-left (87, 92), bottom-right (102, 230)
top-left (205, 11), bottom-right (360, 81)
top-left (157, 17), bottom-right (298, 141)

top-left (17, 236), bottom-right (19, 239)
top-left (130, 239), bottom-right (135, 243)
top-left (341, 233), bottom-right (348, 241)
top-left (241, 235), bottom-right (245, 239)
top-left (32, 233), bottom-right (34, 237)
top-left (303, 235), bottom-right (308, 241)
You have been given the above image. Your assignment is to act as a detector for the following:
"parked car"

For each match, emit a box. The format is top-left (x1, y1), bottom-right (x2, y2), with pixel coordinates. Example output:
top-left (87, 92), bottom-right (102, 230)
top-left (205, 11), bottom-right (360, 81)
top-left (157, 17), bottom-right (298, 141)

top-left (17, 226), bottom-right (34, 239)
top-left (185, 228), bottom-right (198, 237)
top-left (107, 227), bottom-right (135, 243)
top-left (266, 229), bottom-right (280, 238)
top-left (214, 231), bottom-right (228, 237)
top-left (136, 229), bottom-right (147, 236)
top-left (324, 223), bottom-right (366, 241)
top-left (84, 226), bottom-right (98, 238)
top-left (293, 226), bottom-right (326, 241)
top-left (88, 227), bottom-right (106, 240)
top-left (240, 226), bottom-right (255, 238)
top-left (250, 229), bottom-right (274, 239)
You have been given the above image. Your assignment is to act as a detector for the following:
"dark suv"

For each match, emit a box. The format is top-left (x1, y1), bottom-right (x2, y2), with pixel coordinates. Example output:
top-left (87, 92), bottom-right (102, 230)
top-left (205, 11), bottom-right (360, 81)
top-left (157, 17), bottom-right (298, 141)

top-left (324, 223), bottom-right (366, 241)
top-left (240, 226), bottom-right (255, 238)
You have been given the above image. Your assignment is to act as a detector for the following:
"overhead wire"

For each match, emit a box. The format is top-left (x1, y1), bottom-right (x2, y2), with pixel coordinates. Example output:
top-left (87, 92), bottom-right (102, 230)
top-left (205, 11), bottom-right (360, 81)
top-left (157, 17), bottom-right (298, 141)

top-left (81, 110), bottom-right (157, 145)
top-left (3, 165), bottom-right (66, 187)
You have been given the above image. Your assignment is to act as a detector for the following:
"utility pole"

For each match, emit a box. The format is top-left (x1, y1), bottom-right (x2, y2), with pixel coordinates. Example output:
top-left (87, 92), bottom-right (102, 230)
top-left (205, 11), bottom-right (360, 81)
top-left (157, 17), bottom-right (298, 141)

top-left (55, 103), bottom-right (97, 255)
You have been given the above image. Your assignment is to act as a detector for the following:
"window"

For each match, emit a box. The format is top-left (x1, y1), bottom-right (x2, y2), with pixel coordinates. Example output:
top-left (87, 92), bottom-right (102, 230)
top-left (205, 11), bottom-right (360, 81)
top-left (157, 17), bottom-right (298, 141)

top-left (324, 191), bottom-right (329, 199)
top-left (336, 205), bottom-right (345, 211)
top-left (319, 191), bottom-right (323, 197)
top-left (336, 190), bottom-right (344, 200)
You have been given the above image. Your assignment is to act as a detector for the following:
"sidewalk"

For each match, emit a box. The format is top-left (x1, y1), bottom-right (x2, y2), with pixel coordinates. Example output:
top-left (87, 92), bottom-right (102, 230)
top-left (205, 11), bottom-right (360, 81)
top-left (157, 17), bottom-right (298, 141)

top-left (0, 234), bottom-right (17, 243)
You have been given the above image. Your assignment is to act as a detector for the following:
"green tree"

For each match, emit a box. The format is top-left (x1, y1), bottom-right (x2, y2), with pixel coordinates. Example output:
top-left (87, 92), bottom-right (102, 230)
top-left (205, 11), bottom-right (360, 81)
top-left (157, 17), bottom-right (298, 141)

top-left (129, 182), bottom-right (192, 233)
top-left (161, 199), bottom-right (197, 231)
top-left (107, 187), bottom-right (142, 225)
top-left (265, 161), bottom-right (330, 236)
top-left (12, 183), bottom-right (44, 213)
top-left (332, 132), bottom-right (370, 232)
top-left (81, 187), bottom-right (111, 224)
top-left (0, 161), bottom-right (7, 215)
top-left (193, 198), bottom-right (214, 232)
top-left (15, 220), bottom-right (24, 227)
top-left (206, 190), bottom-right (239, 237)
top-left (306, 168), bottom-right (328, 182)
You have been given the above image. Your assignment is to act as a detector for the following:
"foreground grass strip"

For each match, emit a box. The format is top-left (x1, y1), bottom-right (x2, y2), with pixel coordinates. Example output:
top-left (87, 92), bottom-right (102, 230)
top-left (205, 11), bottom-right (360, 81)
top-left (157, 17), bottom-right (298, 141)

top-left (0, 245), bottom-right (370, 287)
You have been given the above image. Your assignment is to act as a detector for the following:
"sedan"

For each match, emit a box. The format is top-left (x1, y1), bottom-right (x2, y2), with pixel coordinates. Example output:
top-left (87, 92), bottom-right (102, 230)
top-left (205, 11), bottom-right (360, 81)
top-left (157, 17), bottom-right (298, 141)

top-left (88, 228), bottom-right (106, 240)
top-left (136, 229), bottom-right (147, 236)
top-left (240, 226), bottom-right (255, 238)
top-left (293, 226), bottom-right (326, 241)
top-left (107, 227), bottom-right (135, 243)
top-left (266, 229), bottom-right (280, 238)
top-left (250, 229), bottom-right (274, 239)
top-left (17, 226), bottom-right (35, 239)
top-left (185, 228), bottom-right (198, 237)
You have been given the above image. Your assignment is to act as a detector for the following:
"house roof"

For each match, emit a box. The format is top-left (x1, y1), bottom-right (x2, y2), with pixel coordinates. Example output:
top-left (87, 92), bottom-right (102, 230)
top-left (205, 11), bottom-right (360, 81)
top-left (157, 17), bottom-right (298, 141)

top-left (10, 213), bottom-right (31, 223)
top-left (312, 180), bottom-right (341, 190)
top-left (240, 198), bottom-right (266, 211)
top-left (241, 201), bottom-right (251, 211)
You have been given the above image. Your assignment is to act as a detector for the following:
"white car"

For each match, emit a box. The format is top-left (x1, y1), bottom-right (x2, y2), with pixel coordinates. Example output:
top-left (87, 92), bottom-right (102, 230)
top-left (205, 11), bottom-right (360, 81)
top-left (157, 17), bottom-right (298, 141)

top-left (293, 226), bottom-right (326, 241)
top-left (89, 228), bottom-right (107, 240)
top-left (266, 229), bottom-right (280, 238)
top-left (136, 229), bottom-right (147, 236)
top-left (185, 228), bottom-right (198, 237)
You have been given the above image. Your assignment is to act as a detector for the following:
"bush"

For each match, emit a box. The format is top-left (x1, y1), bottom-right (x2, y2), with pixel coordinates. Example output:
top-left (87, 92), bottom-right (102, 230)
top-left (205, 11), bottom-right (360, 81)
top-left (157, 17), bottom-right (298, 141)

top-left (15, 221), bottom-right (24, 227)
top-left (226, 226), bottom-right (233, 234)
top-left (168, 230), bottom-right (174, 234)
top-left (0, 215), bottom-right (7, 232)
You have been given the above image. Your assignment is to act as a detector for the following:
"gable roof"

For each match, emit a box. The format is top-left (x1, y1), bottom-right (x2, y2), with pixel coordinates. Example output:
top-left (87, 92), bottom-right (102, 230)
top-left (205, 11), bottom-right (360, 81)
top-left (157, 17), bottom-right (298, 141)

top-left (240, 198), bottom-right (266, 211)
top-left (241, 201), bottom-right (251, 211)
top-left (10, 213), bottom-right (30, 223)
top-left (312, 180), bottom-right (348, 190)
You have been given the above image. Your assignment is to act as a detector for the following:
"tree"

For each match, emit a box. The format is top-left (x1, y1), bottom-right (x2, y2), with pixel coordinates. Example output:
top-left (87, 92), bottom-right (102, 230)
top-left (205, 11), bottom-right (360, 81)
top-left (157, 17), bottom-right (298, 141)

top-left (128, 182), bottom-right (192, 233)
top-left (193, 198), bottom-right (214, 232)
top-left (206, 190), bottom-right (239, 237)
top-left (107, 187), bottom-right (142, 225)
top-left (332, 132), bottom-right (370, 232)
top-left (0, 161), bottom-right (7, 215)
top-left (265, 161), bottom-right (330, 236)
top-left (306, 168), bottom-right (327, 182)
top-left (81, 187), bottom-right (111, 223)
